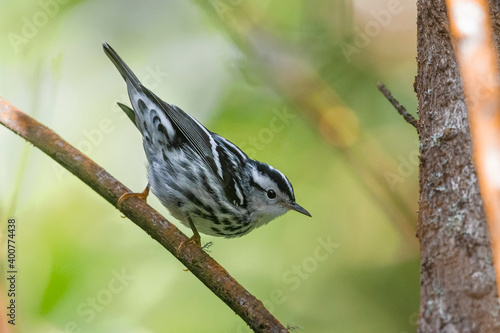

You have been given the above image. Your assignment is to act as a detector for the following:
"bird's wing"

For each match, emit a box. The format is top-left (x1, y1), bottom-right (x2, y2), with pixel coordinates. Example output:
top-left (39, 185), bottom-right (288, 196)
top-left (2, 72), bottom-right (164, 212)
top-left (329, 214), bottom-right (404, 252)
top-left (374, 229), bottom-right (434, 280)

top-left (103, 42), bottom-right (223, 180)
top-left (142, 87), bottom-right (224, 180)
top-left (213, 134), bottom-right (249, 207)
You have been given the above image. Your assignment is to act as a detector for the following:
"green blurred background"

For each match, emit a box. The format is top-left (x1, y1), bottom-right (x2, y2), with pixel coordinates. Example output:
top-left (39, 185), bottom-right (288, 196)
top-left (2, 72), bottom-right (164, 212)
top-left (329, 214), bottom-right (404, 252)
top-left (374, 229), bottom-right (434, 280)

top-left (0, 0), bottom-right (419, 332)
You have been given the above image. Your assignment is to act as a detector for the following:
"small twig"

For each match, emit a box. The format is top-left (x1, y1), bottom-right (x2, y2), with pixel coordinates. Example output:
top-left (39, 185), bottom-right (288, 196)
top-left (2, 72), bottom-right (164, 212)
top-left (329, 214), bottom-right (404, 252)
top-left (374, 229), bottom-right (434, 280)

top-left (0, 98), bottom-right (288, 333)
top-left (196, 1), bottom-right (420, 251)
top-left (377, 81), bottom-right (418, 130)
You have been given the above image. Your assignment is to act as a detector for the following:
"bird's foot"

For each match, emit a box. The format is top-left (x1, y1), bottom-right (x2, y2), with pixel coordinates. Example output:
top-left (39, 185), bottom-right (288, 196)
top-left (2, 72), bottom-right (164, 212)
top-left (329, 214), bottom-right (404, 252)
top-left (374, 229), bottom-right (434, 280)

top-left (177, 233), bottom-right (202, 256)
top-left (117, 185), bottom-right (150, 214)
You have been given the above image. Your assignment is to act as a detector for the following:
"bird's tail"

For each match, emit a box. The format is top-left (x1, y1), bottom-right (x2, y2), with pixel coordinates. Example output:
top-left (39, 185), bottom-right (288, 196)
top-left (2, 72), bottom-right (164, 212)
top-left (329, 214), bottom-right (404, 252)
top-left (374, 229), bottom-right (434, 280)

top-left (102, 42), bottom-right (141, 88)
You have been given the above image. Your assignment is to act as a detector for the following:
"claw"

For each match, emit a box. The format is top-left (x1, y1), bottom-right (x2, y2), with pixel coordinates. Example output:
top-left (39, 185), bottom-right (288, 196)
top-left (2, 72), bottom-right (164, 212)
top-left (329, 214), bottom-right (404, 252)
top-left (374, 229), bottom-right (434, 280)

top-left (176, 234), bottom-right (201, 256)
top-left (117, 185), bottom-right (150, 213)
top-left (176, 217), bottom-right (202, 255)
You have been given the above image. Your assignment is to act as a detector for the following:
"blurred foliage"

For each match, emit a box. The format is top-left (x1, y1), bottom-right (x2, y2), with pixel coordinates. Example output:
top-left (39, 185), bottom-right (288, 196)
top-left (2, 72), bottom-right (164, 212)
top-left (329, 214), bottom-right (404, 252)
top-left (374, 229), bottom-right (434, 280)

top-left (0, 0), bottom-right (418, 332)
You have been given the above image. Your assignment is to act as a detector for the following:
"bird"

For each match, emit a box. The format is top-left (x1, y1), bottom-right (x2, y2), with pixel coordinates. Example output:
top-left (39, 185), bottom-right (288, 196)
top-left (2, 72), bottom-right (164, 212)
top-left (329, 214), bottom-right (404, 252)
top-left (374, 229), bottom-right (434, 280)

top-left (103, 43), bottom-right (311, 252)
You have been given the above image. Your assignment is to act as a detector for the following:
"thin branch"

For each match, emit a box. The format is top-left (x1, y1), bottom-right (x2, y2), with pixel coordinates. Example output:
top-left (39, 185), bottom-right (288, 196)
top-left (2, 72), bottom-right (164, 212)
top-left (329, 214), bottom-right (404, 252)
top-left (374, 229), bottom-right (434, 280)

top-left (0, 98), bottom-right (288, 333)
top-left (445, 0), bottom-right (500, 296)
top-left (376, 82), bottom-right (418, 130)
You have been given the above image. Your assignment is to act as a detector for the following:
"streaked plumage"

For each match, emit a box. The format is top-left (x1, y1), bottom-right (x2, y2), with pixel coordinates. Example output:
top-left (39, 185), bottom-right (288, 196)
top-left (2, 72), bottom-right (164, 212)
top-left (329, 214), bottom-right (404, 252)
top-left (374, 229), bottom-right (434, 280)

top-left (103, 43), bottom-right (310, 240)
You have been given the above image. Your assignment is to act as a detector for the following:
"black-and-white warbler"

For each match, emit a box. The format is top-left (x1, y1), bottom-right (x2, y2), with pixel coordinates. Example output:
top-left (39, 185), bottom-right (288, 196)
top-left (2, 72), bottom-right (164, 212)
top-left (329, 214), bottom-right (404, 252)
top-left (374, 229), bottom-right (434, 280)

top-left (103, 43), bottom-right (311, 250)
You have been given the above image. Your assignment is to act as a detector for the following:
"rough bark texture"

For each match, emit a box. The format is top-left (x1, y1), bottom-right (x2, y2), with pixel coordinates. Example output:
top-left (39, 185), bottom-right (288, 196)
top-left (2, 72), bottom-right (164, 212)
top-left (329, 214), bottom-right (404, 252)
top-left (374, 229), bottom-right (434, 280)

top-left (416, 1), bottom-right (500, 331)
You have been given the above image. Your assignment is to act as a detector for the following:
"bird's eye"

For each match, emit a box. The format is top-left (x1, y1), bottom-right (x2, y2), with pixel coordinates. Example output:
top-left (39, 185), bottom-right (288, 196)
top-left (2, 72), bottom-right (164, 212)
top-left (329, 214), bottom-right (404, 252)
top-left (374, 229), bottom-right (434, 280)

top-left (266, 189), bottom-right (276, 199)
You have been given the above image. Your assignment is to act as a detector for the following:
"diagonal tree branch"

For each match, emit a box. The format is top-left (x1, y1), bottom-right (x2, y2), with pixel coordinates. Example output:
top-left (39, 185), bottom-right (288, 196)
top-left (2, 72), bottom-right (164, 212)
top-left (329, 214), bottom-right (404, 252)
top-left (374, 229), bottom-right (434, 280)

top-left (0, 97), bottom-right (288, 333)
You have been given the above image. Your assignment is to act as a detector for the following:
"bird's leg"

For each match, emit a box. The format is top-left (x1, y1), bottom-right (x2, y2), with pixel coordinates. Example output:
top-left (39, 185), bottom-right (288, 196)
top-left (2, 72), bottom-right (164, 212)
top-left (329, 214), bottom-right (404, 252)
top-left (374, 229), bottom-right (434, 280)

top-left (117, 184), bottom-right (150, 211)
top-left (177, 217), bottom-right (201, 255)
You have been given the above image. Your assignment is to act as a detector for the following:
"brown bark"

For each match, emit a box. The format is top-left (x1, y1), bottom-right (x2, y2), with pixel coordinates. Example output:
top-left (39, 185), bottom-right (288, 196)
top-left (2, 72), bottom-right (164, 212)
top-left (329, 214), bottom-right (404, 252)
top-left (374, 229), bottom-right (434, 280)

top-left (0, 98), bottom-right (288, 333)
top-left (416, 1), bottom-right (500, 331)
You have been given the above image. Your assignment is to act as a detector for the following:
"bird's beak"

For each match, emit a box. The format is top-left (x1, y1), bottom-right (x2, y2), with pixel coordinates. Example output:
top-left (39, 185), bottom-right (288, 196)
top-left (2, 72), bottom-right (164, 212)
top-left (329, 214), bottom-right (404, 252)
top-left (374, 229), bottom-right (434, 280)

top-left (289, 202), bottom-right (312, 217)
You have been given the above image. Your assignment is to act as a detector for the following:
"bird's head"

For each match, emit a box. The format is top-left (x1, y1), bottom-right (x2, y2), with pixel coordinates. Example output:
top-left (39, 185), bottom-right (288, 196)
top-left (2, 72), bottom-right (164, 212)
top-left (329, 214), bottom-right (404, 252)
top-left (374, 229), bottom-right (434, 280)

top-left (246, 161), bottom-right (311, 228)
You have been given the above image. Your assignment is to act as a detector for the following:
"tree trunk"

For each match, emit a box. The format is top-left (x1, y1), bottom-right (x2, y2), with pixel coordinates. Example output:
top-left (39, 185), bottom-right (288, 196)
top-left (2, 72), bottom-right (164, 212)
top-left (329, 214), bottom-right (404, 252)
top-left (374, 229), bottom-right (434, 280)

top-left (416, 0), bottom-right (500, 331)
